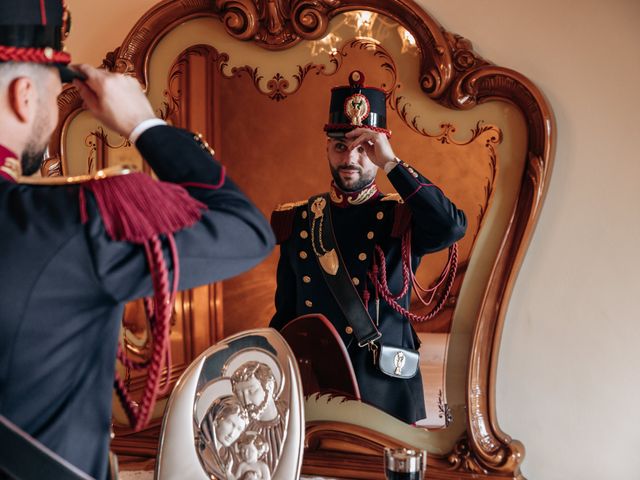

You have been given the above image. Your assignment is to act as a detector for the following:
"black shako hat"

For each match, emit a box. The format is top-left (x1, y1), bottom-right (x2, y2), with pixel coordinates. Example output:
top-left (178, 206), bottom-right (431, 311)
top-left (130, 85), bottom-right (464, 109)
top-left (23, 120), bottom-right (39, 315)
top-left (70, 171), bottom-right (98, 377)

top-left (324, 70), bottom-right (390, 138)
top-left (0, 0), bottom-right (84, 83)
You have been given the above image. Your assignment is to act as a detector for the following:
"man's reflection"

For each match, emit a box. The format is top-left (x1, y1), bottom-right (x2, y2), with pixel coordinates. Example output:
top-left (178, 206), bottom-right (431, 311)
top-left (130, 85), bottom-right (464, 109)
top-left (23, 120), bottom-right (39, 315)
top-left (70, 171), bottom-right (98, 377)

top-left (269, 70), bottom-right (466, 423)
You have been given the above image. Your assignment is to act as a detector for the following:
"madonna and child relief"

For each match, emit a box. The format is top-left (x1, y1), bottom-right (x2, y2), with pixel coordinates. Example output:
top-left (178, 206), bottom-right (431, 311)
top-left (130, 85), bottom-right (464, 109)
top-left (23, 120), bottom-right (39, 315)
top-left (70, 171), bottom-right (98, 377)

top-left (195, 351), bottom-right (288, 480)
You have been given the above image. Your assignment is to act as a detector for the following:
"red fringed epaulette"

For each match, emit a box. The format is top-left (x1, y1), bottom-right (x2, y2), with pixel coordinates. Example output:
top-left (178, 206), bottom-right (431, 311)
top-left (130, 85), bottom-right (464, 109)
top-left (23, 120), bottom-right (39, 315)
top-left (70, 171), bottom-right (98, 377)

top-left (77, 166), bottom-right (206, 431)
top-left (391, 202), bottom-right (412, 238)
top-left (24, 165), bottom-right (207, 431)
top-left (79, 167), bottom-right (207, 243)
top-left (271, 200), bottom-right (306, 244)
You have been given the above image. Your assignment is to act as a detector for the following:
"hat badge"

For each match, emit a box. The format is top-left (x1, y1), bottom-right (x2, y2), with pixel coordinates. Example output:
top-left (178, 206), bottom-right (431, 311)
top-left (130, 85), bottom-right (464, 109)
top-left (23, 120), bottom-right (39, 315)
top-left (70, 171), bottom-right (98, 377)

top-left (343, 70), bottom-right (370, 126)
top-left (344, 93), bottom-right (370, 126)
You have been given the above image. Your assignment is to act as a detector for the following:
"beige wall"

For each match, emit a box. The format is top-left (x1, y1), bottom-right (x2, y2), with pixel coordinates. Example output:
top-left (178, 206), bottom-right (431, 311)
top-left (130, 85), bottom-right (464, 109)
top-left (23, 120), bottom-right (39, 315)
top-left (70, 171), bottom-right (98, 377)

top-left (66, 0), bottom-right (640, 478)
top-left (416, 1), bottom-right (640, 478)
top-left (66, 0), bottom-right (158, 67)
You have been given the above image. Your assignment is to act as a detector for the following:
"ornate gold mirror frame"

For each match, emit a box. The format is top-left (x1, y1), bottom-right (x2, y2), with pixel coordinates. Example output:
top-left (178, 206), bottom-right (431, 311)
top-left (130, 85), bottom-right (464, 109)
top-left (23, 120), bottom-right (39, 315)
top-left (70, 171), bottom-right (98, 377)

top-left (47, 1), bottom-right (553, 478)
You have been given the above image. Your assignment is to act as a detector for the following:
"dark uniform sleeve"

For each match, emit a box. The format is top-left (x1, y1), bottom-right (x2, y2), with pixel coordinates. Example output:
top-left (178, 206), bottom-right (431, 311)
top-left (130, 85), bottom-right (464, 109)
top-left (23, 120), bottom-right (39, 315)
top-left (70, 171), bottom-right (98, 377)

top-left (87, 125), bottom-right (275, 303)
top-left (387, 161), bottom-right (467, 256)
top-left (269, 244), bottom-right (298, 331)
top-left (267, 206), bottom-right (300, 330)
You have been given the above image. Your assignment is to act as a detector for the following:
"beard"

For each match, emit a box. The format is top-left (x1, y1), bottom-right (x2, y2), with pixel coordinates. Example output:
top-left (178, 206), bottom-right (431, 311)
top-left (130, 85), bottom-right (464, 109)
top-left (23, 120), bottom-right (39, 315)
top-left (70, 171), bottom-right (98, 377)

top-left (330, 164), bottom-right (376, 192)
top-left (20, 99), bottom-right (52, 176)
top-left (21, 143), bottom-right (47, 176)
top-left (243, 382), bottom-right (274, 421)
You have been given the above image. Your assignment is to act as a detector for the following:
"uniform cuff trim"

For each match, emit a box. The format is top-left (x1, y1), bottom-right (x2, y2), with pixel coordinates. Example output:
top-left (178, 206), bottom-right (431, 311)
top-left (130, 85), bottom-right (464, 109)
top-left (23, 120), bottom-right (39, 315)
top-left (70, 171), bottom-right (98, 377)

top-left (129, 119), bottom-right (167, 143)
top-left (179, 167), bottom-right (226, 190)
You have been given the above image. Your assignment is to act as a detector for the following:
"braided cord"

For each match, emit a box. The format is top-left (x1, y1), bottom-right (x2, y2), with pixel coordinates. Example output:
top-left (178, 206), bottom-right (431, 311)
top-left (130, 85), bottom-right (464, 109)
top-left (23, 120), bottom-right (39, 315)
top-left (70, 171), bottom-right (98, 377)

top-left (0, 46), bottom-right (71, 63)
top-left (113, 233), bottom-right (179, 431)
top-left (367, 230), bottom-right (458, 323)
top-left (311, 214), bottom-right (330, 256)
top-left (157, 235), bottom-right (179, 397)
top-left (370, 234), bottom-right (411, 301)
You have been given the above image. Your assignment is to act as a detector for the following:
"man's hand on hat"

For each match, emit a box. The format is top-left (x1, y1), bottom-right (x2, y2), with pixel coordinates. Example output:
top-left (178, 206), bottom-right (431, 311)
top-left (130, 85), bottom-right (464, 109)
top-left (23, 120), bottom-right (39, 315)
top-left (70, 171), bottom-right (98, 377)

top-left (72, 64), bottom-right (156, 139)
top-left (345, 128), bottom-right (396, 169)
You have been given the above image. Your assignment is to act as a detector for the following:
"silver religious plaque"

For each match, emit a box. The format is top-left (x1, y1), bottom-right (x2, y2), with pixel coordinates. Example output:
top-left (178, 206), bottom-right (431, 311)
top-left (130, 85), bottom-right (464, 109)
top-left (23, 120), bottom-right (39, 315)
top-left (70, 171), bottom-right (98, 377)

top-left (155, 328), bottom-right (304, 480)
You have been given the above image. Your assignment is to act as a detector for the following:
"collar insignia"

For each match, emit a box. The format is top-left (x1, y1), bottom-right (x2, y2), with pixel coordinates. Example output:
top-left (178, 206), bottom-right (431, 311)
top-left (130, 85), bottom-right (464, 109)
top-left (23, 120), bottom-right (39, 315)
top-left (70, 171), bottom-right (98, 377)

top-left (329, 181), bottom-right (381, 207)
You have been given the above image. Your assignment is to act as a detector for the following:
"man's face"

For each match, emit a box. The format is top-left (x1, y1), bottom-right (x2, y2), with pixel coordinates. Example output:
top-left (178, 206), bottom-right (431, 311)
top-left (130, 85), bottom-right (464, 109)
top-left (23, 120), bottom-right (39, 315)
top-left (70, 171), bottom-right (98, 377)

top-left (234, 376), bottom-right (266, 414)
top-left (327, 137), bottom-right (378, 192)
top-left (21, 68), bottom-right (62, 175)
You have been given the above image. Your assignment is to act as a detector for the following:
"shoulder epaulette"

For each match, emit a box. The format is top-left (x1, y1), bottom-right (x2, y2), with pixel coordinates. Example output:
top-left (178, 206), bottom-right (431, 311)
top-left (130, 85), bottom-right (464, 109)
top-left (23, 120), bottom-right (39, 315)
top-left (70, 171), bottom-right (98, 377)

top-left (273, 200), bottom-right (307, 212)
top-left (21, 164), bottom-right (205, 244)
top-left (271, 200), bottom-right (307, 244)
top-left (380, 193), bottom-right (403, 203)
top-left (18, 164), bottom-right (135, 186)
top-left (82, 166), bottom-right (205, 243)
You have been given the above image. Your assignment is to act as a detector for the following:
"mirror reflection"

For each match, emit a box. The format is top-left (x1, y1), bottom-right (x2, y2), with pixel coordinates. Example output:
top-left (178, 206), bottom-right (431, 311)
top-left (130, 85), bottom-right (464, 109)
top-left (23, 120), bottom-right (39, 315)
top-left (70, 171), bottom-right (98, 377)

top-left (61, 11), bottom-right (503, 429)
top-left (269, 68), bottom-right (467, 425)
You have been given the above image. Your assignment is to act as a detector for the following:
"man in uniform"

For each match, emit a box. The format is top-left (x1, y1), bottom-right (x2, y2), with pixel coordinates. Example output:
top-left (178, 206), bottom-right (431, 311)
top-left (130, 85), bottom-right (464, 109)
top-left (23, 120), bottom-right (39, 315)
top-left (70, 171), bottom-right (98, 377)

top-left (0, 1), bottom-right (274, 478)
top-left (270, 71), bottom-right (466, 424)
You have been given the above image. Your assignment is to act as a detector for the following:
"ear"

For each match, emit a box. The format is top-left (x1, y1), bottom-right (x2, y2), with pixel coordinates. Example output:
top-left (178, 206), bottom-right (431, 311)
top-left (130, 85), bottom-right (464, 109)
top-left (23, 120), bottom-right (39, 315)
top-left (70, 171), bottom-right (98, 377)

top-left (7, 77), bottom-right (36, 123)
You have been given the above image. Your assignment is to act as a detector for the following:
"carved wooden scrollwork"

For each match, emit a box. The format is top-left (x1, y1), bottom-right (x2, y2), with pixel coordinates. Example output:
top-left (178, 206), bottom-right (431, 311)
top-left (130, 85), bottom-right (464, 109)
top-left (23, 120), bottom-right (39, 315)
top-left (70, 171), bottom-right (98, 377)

top-left (214, 0), bottom-right (260, 42)
top-left (48, 88), bottom-right (83, 176)
top-left (305, 422), bottom-right (524, 480)
top-left (447, 434), bottom-right (525, 478)
top-left (447, 435), bottom-right (489, 475)
top-left (41, 157), bottom-right (63, 177)
top-left (289, 0), bottom-right (339, 40)
top-left (445, 32), bottom-right (486, 74)
top-left (212, 0), bottom-right (339, 49)
top-left (101, 47), bottom-right (136, 75)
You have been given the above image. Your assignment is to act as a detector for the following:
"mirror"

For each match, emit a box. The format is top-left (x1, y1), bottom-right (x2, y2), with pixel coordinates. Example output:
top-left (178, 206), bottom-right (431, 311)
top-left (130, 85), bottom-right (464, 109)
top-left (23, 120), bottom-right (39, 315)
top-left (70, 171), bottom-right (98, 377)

top-left (47, 1), bottom-right (553, 478)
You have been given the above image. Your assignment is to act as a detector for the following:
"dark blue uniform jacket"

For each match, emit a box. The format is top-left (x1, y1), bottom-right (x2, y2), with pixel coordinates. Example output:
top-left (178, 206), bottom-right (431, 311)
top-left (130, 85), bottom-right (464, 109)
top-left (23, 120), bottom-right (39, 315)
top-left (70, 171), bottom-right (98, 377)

top-left (270, 161), bottom-right (466, 423)
top-left (0, 125), bottom-right (275, 479)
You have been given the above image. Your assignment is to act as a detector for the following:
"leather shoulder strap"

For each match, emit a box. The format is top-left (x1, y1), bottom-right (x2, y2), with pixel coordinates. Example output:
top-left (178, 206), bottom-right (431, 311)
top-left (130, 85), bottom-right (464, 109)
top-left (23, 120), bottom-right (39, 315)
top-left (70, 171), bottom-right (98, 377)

top-left (0, 415), bottom-right (93, 480)
top-left (307, 194), bottom-right (381, 347)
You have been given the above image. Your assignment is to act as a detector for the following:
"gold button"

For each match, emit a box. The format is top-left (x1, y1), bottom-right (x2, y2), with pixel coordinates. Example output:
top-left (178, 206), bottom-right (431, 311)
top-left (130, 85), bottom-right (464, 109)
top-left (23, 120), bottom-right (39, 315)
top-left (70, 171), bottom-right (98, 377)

top-left (301, 210), bottom-right (308, 219)
top-left (303, 275), bottom-right (311, 283)
top-left (352, 277), bottom-right (360, 286)
top-left (43, 47), bottom-right (54, 60)
top-left (376, 212), bottom-right (384, 220)
top-left (358, 253), bottom-right (367, 261)
top-left (345, 326), bottom-right (353, 334)
top-left (305, 300), bottom-right (313, 308)
top-left (299, 251), bottom-right (308, 259)
top-left (412, 172), bottom-right (419, 178)
top-left (367, 231), bottom-right (374, 240)
top-left (300, 230), bottom-right (309, 239)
